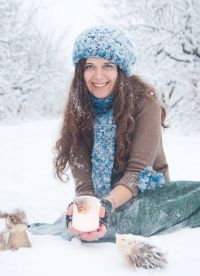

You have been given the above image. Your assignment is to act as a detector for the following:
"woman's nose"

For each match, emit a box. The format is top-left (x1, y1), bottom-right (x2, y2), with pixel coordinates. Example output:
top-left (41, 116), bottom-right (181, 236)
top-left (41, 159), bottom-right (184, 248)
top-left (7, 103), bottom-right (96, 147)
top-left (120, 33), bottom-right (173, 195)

top-left (93, 68), bottom-right (104, 80)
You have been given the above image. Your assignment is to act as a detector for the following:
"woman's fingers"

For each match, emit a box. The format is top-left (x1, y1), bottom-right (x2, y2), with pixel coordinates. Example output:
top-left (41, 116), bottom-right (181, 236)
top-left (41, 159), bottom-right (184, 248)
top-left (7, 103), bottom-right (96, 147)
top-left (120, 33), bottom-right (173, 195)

top-left (68, 222), bottom-right (84, 235)
top-left (99, 206), bottom-right (105, 218)
top-left (98, 223), bottom-right (107, 234)
top-left (79, 233), bottom-right (97, 241)
top-left (67, 204), bottom-right (73, 216)
top-left (79, 224), bottom-right (107, 241)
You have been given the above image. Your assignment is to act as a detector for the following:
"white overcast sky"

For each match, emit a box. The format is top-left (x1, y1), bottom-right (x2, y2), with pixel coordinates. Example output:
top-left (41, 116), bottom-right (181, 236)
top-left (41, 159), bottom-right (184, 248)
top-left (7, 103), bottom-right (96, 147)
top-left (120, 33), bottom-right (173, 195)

top-left (30, 0), bottom-right (108, 63)
top-left (34, 0), bottom-right (103, 41)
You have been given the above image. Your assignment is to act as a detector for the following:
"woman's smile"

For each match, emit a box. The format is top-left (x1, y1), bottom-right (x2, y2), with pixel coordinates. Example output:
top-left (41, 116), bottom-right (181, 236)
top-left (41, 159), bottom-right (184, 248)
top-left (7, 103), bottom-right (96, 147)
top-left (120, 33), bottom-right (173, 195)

top-left (84, 58), bottom-right (118, 98)
top-left (92, 82), bottom-right (108, 88)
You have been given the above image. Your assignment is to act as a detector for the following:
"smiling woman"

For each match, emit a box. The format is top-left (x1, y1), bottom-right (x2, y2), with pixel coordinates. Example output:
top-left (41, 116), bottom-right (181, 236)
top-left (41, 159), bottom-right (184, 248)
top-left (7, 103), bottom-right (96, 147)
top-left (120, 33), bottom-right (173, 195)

top-left (84, 58), bottom-right (118, 98)
top-left (28, 25), bottom-right (200, 243)
top-left (54, 25), bottom-right (200, 241)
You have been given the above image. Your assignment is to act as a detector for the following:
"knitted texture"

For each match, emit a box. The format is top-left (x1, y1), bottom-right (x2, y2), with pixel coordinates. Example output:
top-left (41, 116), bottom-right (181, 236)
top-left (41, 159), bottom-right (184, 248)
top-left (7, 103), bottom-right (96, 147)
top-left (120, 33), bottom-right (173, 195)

top-left (99, 198), bottom-right (113, 227)
top-left (72, 26), bottom-right (136, 76)
top-left (90, 95), bottom-right (116, 197)
top-left (137, 167), bottom-right (165, 192)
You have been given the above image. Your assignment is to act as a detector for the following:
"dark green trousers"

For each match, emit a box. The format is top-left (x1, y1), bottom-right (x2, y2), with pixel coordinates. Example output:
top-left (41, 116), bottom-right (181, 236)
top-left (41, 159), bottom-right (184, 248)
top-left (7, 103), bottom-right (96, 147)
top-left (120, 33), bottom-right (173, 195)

top-left (96, 181), bottom-right (200, 242)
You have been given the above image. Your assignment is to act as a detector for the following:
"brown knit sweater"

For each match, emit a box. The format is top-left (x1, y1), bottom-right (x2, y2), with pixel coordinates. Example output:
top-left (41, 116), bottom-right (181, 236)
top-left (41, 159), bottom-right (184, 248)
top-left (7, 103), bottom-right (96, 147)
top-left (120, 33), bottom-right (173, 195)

top-left (69, 91), bottom-right (170, 197)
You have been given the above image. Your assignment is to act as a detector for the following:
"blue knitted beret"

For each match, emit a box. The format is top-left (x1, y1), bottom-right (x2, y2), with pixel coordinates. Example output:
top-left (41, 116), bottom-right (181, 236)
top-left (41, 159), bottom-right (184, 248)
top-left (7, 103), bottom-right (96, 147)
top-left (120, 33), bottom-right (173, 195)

top-left (72, 26), bottom-right (136, 76)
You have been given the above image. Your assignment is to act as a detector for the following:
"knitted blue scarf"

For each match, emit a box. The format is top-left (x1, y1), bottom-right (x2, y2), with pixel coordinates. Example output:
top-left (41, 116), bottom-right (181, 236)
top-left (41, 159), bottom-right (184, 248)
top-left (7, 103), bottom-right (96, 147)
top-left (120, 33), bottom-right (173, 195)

top-left (90, 94), bottom-right (116, 197)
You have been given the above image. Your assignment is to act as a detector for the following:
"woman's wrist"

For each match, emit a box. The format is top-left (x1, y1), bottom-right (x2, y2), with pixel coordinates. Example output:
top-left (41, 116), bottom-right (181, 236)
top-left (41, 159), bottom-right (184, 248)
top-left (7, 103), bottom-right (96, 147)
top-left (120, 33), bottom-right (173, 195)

top-left (105, 194), bottom-right (119, 210)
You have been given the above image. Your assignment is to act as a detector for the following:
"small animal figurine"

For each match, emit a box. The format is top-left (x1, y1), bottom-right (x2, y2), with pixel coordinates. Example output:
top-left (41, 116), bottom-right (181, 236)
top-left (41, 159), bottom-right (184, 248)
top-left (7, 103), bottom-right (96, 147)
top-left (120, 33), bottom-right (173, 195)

top-left (115, 233), bottom-right (167, 269)
top-left (0, 209), bottom-right (31, 251)
top-left (0, 232), bottom-right (7, 251)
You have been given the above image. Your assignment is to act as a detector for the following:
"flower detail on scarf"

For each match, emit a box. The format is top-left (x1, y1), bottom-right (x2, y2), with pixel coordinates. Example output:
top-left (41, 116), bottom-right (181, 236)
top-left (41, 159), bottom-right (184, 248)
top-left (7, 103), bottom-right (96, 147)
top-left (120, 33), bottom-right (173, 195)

top-left (90, 94), bottom-right (116, 197)
top-left (137, 167), bottom-right (165, 192)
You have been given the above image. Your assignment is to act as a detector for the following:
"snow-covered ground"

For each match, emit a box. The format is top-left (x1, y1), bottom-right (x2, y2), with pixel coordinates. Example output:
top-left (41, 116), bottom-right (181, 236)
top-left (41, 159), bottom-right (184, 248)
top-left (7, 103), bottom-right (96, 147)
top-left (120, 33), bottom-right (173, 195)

top-left (0, 119), bottom-right (200, 276)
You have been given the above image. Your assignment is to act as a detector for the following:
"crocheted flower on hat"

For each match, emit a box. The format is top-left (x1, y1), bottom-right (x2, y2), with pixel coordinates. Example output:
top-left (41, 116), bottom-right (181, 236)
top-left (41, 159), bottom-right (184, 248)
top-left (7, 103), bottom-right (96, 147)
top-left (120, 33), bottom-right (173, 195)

top-left (72, 26), bottom-right (136, 76)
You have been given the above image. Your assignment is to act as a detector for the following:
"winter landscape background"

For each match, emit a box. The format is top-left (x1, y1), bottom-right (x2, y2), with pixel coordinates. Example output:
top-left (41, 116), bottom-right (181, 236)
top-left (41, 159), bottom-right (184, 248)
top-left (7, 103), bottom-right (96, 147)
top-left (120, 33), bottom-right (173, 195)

top-left (0, 0), bottom-right (200, 275)
top-left (1, 0), bottom-right (200, 133)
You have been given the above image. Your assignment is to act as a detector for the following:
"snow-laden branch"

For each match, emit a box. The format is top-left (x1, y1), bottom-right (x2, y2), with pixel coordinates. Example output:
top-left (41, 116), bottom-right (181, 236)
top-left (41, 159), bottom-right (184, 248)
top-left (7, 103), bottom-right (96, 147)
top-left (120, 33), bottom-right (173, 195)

top-left (0, 0), bottom-right (70, 122)
top-left (101, 0), bottom-right (200, 134)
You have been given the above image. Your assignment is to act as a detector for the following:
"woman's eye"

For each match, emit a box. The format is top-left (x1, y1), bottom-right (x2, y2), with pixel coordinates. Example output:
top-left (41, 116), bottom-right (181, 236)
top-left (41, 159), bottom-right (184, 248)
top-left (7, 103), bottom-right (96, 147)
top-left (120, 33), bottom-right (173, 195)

top-left (84, 64), bottom-right (94, 70)
top-left (104, 64), bottom-right (114, 69)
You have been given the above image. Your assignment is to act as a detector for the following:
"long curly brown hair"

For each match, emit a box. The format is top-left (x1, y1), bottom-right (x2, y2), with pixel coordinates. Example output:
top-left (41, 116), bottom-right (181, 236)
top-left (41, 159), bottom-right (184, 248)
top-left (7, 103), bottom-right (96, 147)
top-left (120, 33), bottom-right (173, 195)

top-left (54, 59), bottom-right (168, 182)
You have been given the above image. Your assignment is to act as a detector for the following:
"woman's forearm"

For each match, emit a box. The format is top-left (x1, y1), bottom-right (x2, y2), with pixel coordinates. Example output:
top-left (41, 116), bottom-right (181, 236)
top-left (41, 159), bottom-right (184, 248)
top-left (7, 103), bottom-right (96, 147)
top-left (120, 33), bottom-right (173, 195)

top-left (105, 184), bottom-right (136, 209)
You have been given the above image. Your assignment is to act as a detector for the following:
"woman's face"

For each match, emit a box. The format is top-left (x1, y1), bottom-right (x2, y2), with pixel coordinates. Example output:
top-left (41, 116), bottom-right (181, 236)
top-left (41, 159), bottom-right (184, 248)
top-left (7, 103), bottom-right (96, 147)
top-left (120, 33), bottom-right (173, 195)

top-left (83, 58), bottom-right (118, 98)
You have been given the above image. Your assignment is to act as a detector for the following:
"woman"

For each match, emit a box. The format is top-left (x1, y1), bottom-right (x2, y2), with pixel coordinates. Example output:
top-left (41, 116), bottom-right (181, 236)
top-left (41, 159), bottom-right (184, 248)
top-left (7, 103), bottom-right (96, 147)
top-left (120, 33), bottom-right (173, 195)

top-left (28, 26), bottom-right (200, 242)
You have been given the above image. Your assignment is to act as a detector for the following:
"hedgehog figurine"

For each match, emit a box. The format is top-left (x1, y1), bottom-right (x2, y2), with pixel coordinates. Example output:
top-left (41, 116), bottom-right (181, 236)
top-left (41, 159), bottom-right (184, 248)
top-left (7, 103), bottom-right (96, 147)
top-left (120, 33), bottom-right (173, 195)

top-left (115, 233), bottom-right (167, 269)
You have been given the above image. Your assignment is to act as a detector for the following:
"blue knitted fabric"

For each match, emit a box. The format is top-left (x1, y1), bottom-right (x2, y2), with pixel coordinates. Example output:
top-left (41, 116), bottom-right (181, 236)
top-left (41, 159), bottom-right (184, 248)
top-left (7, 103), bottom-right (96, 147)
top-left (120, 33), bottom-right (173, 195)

top-left (137, 167), bottom-right (165, 192)
top-left (72, 26), bottom-right (136, 76)
top-left (90, 95), bottom-right (116, 197)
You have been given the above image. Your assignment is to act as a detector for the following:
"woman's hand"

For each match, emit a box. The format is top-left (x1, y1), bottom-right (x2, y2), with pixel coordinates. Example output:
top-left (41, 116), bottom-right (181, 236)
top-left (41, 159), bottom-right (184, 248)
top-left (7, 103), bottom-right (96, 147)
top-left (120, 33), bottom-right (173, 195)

top-left (66, 204), bottom-right (107, 241)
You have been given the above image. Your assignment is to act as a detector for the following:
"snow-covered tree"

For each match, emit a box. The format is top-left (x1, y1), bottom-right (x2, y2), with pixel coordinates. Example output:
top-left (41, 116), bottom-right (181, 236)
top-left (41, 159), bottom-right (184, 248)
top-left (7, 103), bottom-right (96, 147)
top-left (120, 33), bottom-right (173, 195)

top-left (0, 0), bottom-right (69, 122)
top-left (101, 0), bottom-right (200, 133)
top-left (168, 78), bottom-right (200, 134)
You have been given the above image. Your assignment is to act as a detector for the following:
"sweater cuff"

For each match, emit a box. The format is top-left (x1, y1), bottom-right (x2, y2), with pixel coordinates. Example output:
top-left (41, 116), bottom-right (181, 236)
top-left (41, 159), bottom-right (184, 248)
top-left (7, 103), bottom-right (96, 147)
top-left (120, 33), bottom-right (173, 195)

top-left (113, 172), bottom-right (140, 197)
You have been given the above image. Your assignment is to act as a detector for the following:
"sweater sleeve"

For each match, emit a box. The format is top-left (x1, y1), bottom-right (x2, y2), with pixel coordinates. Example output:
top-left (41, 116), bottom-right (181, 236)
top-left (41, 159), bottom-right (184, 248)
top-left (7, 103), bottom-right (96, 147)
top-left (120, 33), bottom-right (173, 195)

top-left (113, 97), bottom-right (162, 195)
top-left (69, 138), bottom-right (95, 197)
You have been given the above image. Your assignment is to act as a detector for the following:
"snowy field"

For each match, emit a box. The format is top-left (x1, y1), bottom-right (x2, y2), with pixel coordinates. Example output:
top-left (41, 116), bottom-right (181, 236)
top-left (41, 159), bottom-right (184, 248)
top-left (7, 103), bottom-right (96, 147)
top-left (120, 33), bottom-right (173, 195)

top-left (0, 118), bottom-right (200, 276)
